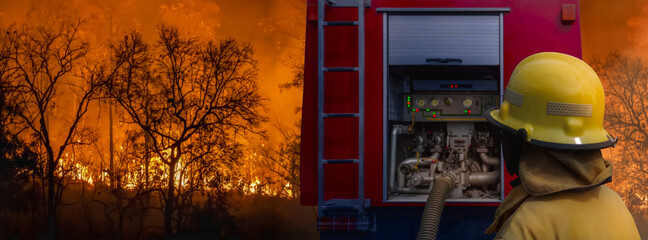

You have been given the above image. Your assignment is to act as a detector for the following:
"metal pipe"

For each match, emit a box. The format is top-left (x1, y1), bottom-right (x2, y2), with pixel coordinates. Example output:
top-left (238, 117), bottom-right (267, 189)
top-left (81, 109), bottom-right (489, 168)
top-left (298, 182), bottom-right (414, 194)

top-left (428, 162), bottom-right (437, 177)
top-left (395, 174), bottom-right (436, 193)
top-left (389, 125), bottom-right (406, 192)
top-left (399, 157), bottom-right (433, 171)
top-left (397, 151), bottom-right (440, 188)
top-left (469, 171), bottom-right (501, 186)
top-left (479, 152), bottom-right (500, 166)
top-left (428, 152), bottom-right (440, 162)
top-left (398, 169), bottom-right (406, 189)
top-left (399, 152), bottom-right (439, 170)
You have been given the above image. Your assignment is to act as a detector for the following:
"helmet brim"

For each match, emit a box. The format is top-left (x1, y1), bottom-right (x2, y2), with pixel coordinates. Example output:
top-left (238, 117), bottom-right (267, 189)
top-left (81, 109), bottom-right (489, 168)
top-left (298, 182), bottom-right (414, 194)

top-left (485, 107), bottom-right (616, 150)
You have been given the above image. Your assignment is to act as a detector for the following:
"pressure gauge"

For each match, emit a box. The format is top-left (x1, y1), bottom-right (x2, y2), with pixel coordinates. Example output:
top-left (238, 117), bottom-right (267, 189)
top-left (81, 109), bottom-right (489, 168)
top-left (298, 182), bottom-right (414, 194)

top-left (430, 98), bottom-right (440, 107)
top-left (443, 97), bottom-right (453, 106)
top-left (416, 97), bottom-right (426, 107)
top-left (463, 97), bottom-right (473, 108)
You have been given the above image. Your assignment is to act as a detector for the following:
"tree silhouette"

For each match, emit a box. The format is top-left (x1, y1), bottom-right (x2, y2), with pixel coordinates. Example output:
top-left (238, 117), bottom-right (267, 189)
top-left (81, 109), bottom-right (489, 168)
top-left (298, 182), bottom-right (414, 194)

top-left (83, 128), bottom-right (158, 240)
top-left (2, 22), bottom-right (102, 240)
top-left (106, 25), bottom-right (266, 236)
top-left (258, 123), bottom-right (301, 198)
top-left (590, 53), bottom-right (648, 215)
top-left (0, 29), bottom-right (40, 239)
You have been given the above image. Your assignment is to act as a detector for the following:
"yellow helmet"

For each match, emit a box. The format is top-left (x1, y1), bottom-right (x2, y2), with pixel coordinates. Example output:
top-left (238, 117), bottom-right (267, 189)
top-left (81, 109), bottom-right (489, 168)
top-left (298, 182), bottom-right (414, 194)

top-left (486, 52), bottom-right (616, 150)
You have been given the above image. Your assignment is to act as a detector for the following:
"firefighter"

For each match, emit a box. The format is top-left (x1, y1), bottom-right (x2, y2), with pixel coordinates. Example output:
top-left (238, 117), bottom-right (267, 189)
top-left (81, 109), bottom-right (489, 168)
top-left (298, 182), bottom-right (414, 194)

top-left (483, 52), bottom-right (640, 239)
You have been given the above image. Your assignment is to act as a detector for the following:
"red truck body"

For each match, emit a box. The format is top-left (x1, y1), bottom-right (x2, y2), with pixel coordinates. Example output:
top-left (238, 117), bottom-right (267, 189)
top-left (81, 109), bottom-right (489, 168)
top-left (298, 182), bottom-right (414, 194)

top-left (300, 0), bottom-right (582, 237)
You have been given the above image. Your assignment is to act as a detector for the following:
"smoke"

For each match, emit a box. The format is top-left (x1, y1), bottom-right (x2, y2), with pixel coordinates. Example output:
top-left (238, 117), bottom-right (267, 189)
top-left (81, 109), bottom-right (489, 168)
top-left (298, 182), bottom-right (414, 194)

top-left (582, 1), bottom-right (648, 238)
top-left (0, 0), bottom-right (304, 151)
top-left (212, 0), bottom-right (305, 146)
top-left (580, 0), bottom-right (647, 58)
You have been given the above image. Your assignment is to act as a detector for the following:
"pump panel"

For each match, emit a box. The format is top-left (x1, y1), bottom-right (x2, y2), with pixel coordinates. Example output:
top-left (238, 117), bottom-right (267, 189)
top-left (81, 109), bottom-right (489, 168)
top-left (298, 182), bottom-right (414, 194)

top-left (404, 94), bottom-right (499, 121)
top-left (385, 13), bottom-right (504, 203)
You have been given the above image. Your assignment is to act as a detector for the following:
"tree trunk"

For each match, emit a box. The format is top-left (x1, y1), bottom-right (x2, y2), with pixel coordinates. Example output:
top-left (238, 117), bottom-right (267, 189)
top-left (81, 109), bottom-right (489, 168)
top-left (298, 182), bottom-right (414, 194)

top-left (164, 160), bottom-right (176, 236)
top-left (4, 207), bottom-right (9, 239)
top-left (46, 146), bottom-right (56, 240)
top-left (109, 102), bottom-right (114, 188)
top-left (116, 190), bottom-right (123, 240)
top-left (135, 200), bottom-right (147, 240)
top-left (144, 136), bottom-right (151, 187)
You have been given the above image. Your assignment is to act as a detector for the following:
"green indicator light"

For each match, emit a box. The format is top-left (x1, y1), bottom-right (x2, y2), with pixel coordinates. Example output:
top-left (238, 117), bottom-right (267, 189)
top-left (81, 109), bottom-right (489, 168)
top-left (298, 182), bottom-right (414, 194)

top-left (426, 109), bottom-right (430, 112)
top-left (464, 110), bottom-right (468, 114)
top-left (432, 111), bottom-right (436, 114)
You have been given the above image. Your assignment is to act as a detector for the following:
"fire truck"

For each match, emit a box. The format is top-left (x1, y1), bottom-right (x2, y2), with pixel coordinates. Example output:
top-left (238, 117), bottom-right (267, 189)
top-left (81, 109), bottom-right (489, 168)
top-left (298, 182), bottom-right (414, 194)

top-left (300, 0), bottom-right (582, 238)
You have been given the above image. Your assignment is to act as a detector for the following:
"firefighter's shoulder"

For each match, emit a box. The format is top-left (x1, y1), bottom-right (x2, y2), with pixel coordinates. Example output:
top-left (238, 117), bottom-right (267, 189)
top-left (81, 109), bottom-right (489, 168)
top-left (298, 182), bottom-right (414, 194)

top-left (495, 185), bottom-right (640, 240)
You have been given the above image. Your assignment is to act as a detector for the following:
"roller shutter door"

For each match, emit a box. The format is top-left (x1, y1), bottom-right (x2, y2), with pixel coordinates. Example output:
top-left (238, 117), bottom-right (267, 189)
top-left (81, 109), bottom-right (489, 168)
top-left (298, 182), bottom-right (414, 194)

top-left (388, 15), bottom-right (500, 66)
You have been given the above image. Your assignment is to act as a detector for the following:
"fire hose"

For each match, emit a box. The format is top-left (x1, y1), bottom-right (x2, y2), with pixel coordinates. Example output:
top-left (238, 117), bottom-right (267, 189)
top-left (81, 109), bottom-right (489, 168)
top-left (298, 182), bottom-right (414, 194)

top-left (416, 175), bottom-right (455, 240)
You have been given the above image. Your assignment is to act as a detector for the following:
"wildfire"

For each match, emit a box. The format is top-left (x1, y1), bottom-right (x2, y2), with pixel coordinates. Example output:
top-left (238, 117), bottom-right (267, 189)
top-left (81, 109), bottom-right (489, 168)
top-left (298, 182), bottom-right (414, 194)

top-left (1, 0), bottom-right (303, 201)
top-left (56, 149), bottom-right (292, 197)
top-left (57, 154), bottom-right (94, 185)
top-left (220, 151), bottom-right (295, 197)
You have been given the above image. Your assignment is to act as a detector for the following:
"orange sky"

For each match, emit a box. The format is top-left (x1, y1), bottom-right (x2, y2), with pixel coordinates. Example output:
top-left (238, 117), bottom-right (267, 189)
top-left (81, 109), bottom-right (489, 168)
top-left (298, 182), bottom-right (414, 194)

top-left (0, 0), bottom-right (305, 154)
top-left (581, 0), bottom-right (647, 58)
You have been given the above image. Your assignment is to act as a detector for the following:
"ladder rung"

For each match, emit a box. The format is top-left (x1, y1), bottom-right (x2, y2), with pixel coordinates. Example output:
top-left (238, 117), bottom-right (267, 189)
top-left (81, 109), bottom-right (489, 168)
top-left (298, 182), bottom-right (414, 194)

top-left (323, 67), bottom-right (359, 72)
top-left (323, 113), bottom-right (359, 118)
top-left (323, 159), bottom-right (359, 164)
top-left (322, 199), bottom-right (359, 210)
top-left (317, 0), bottom-right (367, 219)
top-left (325, 0), bottom-right (371, 7)
top-left (321, 199), bottom-right (370, 211)
top-left (324, 21), bottom-right (359, 26)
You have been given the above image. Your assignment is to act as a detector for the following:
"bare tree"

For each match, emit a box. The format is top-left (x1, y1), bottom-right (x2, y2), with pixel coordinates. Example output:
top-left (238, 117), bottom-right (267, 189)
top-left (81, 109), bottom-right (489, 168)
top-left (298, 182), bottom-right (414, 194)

top-left (0, 27), bottom-right (41, 239)
top-left (3, 22), bottom-right (102, 239)
top-left (590, 53), bottom-right (648, 215)
top-left (83, 129), bottom-right (154, 240)
top-left (258, 123), bottom-right (300, 198)
top-left (106, 25), bottom-right (265, 236)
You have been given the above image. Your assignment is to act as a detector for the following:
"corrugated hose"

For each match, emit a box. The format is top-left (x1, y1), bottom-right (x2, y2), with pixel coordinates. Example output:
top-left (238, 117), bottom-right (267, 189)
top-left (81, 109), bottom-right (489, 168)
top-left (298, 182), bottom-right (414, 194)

top-left (416, 176), bottom-right (454, 240)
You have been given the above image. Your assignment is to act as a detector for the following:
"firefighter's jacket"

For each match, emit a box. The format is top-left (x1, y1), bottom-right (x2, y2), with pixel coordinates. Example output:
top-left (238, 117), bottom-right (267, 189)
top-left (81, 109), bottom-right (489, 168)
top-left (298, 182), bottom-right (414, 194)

top-left (485, 145), bottom-right (640, 240)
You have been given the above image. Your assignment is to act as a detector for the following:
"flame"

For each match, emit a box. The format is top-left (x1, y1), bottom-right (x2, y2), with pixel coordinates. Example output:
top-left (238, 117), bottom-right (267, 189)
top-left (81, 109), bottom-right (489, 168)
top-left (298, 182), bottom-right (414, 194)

top-left (217, 152), bottom-right (295, 197)
top-left (56, 155), bottom-right (94, 185)
top-left (0, 0), bottom-right (304, 198)
top-left (53, 147), bottom-right (294, 197)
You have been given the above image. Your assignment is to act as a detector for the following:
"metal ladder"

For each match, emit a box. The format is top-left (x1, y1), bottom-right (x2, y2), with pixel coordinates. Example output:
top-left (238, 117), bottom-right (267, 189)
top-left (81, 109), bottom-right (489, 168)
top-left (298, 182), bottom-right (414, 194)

top-left (317, 0), bottom-right (373, 232)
